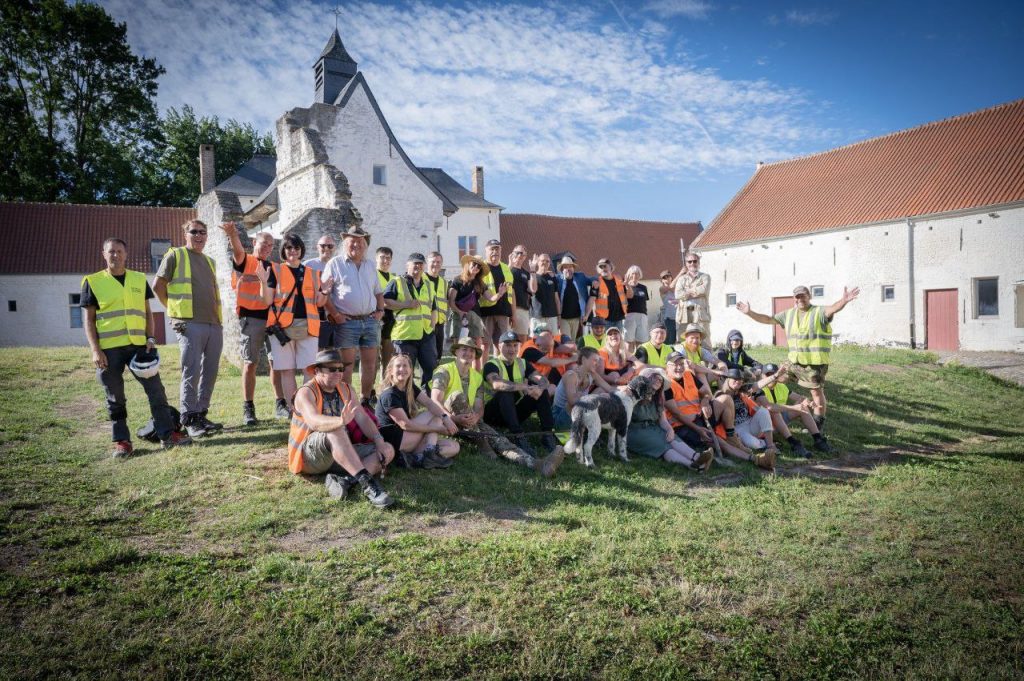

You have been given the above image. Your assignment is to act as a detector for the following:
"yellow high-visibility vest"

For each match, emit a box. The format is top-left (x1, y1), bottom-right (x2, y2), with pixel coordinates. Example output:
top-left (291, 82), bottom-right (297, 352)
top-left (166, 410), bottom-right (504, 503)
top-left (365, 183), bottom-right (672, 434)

top-left (84, 269), bottom-right (148, 349)
top-left (480, 262), bottom-right (514, 308)
top-left (784, 305), bottom-right (832, 365)
top-left (391, 276), bottom-right (433, 341)
top-left (437, 362), bottom-right (483, 406)
top-left (639, 341), bottom-right (671, 367)
top-left (429, 275), bottom-right (449, 318)
top-left (164, 247), bottom-right (221, 322)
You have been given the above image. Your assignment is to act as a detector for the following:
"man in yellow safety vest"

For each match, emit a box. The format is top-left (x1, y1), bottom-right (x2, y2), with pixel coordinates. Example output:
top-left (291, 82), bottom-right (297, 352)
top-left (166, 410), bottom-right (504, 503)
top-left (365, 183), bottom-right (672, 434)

top-left (737, 284), bottom-right (860, 432)
top-left (83, 238), bottom-right (191, 457)
top-left (383, 252), bottom-right (437, 387)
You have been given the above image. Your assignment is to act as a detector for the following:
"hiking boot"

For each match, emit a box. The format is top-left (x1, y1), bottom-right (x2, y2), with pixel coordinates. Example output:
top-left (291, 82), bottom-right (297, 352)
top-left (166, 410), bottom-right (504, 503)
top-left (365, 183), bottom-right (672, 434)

top-left (274, 398), bottom-right (290, 420)
top-left (791, 441), bottom-right (812, 459)
top-left (358, 475), bottom-right (394, 508)
top-left (540, 433), bottom-right (559, 453)
top-left (753, 448), bottom-right (777, 472)
top-left (183, 413), bottom-right (209, 439)
top-left (813, 437), bottom-right (834, 455)
top-left (199, 411), bottom-right (223, 432)
top-left (420, 446), bottom-right (454, 469)
top-left (691, 447), bottom-right (715, 472)
top-left (535, 445), bottom-right (565, 478)
top-left (725, 434), bottom-right (751, 455)
top-left (161, 431), bottom-right (192, 450)
top-left (325, 473), bottom-right (355, 500)
top-left (242, 401), bottom-right (258, 427)
top-left (112, 440), bottom-right (134, 459)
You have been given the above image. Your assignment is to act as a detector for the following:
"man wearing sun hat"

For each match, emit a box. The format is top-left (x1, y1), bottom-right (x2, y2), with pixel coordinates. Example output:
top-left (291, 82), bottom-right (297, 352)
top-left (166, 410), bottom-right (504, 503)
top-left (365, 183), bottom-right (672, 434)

top-left (288, 349), bottom-right (395, 508)
top-left (556, 254), bottom-right (592, 339)
top-left (737, 282), bottom-right (860, 433)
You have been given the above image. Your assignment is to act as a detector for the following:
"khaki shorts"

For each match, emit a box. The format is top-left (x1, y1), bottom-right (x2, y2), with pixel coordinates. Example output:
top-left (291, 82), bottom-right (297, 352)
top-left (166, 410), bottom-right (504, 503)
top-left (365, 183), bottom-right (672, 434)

top-left (790, 363), bottom-right (828, 390)
top-left (301, 432), bottom-right (377, 475)
top-left (512, 308), bottom-right (531, 335)
top-left (238, 316), bottom-right (267, 364)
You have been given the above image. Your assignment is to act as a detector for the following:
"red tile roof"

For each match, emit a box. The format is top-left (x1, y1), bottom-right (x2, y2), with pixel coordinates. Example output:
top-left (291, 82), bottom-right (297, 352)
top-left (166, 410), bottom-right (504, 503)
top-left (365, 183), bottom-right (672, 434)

top-left (694, 98), bottom-right (1024, 249)
top-left (500, 214), bottom-right (702, 276)
top-left (0, 202), bottom-right (196, 274)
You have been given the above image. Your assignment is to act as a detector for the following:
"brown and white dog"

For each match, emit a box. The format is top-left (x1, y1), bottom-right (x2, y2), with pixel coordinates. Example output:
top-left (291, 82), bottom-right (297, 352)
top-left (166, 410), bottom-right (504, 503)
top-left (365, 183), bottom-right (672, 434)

top-left (564, 375), bottom-right (658, 468)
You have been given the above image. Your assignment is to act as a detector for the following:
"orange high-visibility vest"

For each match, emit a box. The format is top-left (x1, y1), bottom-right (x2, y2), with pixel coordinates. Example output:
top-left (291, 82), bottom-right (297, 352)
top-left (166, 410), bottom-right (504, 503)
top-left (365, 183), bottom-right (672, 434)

top-left (267, 263), bottom-right (321, 336)
top-left (599, 348), bottom-right (628, 373)
top-left (594, 275), bottom-right (627, 319)
top-left (288, 381), bottom-right (354, 474)
top-left (666, 371), bottom-right (701, 428)
top-left (231, 254), bottom-right (271, 316)
top-left (521, 338), bottom-right (574, 377)
top-left (714, 393), bottom-right (759, 438)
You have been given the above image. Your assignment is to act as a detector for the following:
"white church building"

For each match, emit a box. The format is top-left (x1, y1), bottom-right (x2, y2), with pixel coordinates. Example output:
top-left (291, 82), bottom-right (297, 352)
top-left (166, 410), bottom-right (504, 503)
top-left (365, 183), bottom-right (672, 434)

top-left (692, 98), bottom-right (1024, 353)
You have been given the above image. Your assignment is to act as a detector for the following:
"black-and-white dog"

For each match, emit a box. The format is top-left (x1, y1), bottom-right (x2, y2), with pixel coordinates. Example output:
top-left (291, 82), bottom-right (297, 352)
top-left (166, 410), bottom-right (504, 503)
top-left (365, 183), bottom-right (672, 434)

top-left (564, 375), bottom-right (658, 468)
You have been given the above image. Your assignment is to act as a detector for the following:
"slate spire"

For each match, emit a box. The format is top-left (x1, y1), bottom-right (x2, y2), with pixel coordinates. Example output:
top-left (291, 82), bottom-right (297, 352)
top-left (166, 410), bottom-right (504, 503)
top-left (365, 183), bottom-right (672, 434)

top-left (314, 29), bottom-right (358, 105)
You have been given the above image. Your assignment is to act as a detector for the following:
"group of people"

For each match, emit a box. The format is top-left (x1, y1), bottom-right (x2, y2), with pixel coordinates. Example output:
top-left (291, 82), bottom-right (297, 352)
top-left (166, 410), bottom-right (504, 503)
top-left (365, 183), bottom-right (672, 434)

top-left (83, 218), bottom-right (859, 509)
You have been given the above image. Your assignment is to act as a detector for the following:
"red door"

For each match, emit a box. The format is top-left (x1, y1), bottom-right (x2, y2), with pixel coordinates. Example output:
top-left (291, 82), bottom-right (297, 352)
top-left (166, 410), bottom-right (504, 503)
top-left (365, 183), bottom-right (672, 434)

top-left (925, 289), bottom-right (958, 351)
top-left (772, 297), bottom-right (793, 347)
top-left (152, 312), bottom-right (166, 345)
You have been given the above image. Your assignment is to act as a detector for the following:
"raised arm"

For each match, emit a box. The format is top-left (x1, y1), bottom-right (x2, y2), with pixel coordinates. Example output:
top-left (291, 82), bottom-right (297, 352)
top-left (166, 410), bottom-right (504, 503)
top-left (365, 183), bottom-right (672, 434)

top-left (824, 286), bottom-right (860, 318)
top-left (218, 221), bottom-right (247, 266)
top-left (736, 300), bottom-right (778, 326)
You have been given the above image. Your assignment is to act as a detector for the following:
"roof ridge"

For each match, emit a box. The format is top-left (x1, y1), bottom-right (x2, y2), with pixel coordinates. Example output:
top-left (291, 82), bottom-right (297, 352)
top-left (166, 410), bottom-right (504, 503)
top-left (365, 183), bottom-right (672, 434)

top-left (506, 213), bottom-right (699, 226)
top-left (0, 201), bottom-right (194, 210)
top-left (762, 97), bottom-right (1024, 169)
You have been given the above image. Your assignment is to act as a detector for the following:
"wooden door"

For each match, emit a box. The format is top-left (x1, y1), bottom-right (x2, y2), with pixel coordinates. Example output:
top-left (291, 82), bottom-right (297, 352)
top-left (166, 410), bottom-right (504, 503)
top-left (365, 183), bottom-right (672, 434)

top-left (772, 297), bottom-right (793, 347)
top-left (152, 312), bottom-right (166, 345)
top-left (925, 289), bottom-right (958, 351)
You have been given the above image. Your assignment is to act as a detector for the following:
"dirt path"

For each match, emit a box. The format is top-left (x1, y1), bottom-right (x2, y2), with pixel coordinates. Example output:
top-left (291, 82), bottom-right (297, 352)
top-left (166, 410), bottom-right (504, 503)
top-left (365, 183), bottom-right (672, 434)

top-left (934, 350), bottom-right (1024, 387)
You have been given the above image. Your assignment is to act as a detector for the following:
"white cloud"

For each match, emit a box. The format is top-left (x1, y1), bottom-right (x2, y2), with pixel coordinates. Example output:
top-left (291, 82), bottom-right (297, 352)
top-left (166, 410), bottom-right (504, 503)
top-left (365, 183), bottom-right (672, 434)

top-left (100, 0), bottom-right (834, 182)
top-left (643, 0), bottom-right (714, 20)
top-left (784, 9), bottom-right (837, 26)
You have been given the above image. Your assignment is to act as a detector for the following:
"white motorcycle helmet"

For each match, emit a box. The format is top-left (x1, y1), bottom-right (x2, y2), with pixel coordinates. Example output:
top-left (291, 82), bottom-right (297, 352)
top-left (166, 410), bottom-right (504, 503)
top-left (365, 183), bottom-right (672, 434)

top-left (129, 348), bottom-right (161, 379)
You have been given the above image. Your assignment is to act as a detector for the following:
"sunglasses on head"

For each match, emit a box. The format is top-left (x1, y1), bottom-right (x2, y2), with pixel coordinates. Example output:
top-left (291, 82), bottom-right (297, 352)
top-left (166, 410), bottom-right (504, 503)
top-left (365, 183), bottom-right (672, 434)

top-left (188, 229), bottom-right (207, 236)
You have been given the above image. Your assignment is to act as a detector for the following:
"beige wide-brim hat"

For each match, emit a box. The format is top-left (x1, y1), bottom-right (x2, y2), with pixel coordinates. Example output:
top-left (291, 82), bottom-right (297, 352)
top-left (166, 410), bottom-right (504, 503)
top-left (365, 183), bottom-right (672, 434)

top-left (460, 254), bottom-right (490, 277)
top-left (557, 255), bottom-right (577, 271)
top-left (450, 336), bottom-right (483, 358)
top-left (341, 225), bottom-right (371, 245)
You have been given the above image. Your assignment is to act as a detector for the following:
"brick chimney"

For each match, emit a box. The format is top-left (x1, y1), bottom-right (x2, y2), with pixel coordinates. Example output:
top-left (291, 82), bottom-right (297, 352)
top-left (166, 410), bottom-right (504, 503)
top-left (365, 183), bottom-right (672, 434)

top-left (199, 145), bottom-right (216, 194)
top-left (471, 165), bottom-right (484, 198)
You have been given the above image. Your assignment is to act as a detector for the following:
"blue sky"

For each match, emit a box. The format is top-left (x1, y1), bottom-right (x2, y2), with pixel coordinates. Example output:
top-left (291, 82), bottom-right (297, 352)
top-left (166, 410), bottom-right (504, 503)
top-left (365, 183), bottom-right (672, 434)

top-left (101, 0), bottom-right (1024, 227)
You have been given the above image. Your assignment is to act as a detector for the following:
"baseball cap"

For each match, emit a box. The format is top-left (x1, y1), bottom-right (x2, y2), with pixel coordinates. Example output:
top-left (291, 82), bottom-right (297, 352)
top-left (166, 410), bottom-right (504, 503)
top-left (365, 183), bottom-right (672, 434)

top-left (650, 321), bottom-right (667, 331)
top-left (659, 270), bottom-right (672, 278)
top-left (407, 252), bottom-right (426, 263)
top-left (666, 351), bottom-right (687, 364)
top-left (793, 285), bottom-right (811, 297)
top-left (597, 258), bottom-right (612, 266)
top-left (485, 239), bottom-right (501, 248)
top-left (724, 368), bottom-right (745, 381)
top-left (590, 317), bottom-right (607, 327)
top-left (498, 330), bottom-right (519, 344)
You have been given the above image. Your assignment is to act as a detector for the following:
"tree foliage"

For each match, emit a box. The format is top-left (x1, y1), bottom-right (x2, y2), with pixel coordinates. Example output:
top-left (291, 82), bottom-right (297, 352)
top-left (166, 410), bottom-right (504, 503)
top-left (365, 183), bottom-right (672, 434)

top-left (0, 0), bottom-right (164, 203)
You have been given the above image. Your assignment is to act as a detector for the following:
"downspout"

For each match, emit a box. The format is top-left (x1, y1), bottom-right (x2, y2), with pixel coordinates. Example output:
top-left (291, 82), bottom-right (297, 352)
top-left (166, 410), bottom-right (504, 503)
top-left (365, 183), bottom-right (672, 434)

top-left (907, 218), bottom-right (916, 349)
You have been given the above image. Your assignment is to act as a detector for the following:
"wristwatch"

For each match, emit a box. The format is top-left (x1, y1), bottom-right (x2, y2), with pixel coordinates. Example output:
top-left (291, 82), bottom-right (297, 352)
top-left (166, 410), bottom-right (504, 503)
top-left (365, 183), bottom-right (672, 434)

top-left (146, 337), bottom-right (157, 345)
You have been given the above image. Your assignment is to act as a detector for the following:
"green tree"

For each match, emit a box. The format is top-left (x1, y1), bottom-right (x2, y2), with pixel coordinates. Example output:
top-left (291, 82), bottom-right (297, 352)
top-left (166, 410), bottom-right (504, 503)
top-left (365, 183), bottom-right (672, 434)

top-left (0, 0), bottom-right (164, 203)
top-left (144, 105), bottom-right (275, 206)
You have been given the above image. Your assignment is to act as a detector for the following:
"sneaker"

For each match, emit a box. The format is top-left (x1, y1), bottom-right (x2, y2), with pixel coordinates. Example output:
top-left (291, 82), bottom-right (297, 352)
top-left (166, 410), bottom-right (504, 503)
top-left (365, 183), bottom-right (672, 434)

top-left (420, 446), bottom-right (454, 469)
top-left (183, 413), bottom-right (209, 439)
top-left (112, 440), bottom-right (134, 458)
top-left (274, 398), bottom-right (290, 420)
top-left (199, 411), bottom-right (223, 431)
top-left (535, 446), bottom-right (565, 478)
top-left (359, 476), bottom-right (394, 508)
top-left (325, 473), bottom-right (355, 500)
top-left (691, 447), bottom-right (715, 472)
top-left (753, 448), bottom-right (777, 472)
top-left (161, 431), bottom-right (193, 450)
top-left (791, 441), bottom-right (812, 459)
top-left (813, 437), bottom-right (834, 455)
top-left (242, 401), bottom-right (258, 427)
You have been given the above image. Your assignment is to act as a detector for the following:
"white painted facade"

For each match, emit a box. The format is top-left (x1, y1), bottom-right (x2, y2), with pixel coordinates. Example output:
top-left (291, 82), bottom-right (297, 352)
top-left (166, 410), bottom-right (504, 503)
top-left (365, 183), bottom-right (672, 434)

top-left (438, 206), bottom-right (500, 273)
top-left (698, 202), bottom-right (1024, 352)
top-left (0, 274), bottom-right (173, 347)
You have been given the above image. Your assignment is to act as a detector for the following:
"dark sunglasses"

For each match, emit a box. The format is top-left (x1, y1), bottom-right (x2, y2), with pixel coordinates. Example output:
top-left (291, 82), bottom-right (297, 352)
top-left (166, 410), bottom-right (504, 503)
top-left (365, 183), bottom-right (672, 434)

top-left (320, 365), bottom-right (349, 373)
top-left (318, 243), bottom-right (335, 249)
top-left (188, 229), bottom-right (207, 236)
top-left (686, 260), bottom-right (698, 264)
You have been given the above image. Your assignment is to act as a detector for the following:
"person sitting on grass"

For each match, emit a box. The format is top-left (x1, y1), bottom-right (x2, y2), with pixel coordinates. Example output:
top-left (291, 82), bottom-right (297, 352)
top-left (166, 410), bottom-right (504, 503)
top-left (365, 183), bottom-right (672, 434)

top-left (711, 368), bottom-right (778, 471)
top-left (551, 346), bottom-right (616, 430)
top-left (716, 329), bottom-right (763, 376)
top-left (375, 353), bottom-right (460, 469)
top-left (753, 362), bottom-right (833, 459)
top-left (627, 368), bottom-right (714, 471)
top-left (662, 352), bottom-right (723, 457)
top-left (519, 324), bottom-right (579, 393)
top-left (288, 350), bottom-right (395, 509)
top-left (580, 316), bottom-right (607, 350)
top-left (599, 326), bottom-right (637, 385)
top-left (633, 321), bottom-right (672, 369)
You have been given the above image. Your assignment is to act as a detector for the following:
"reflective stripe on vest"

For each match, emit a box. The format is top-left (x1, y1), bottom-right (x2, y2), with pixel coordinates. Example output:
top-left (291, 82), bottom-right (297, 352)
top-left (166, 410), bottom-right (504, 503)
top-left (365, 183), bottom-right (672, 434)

top-left (480, 262), bottom-right (514, 307)
top-left (84, 269), bottom-right (148, 349)
top-left (784, 305), bottom-right (832, 365)
top-left (666, 371), bottom-right (701, 427)
top-left (594, 275), bottom-right (627, 319)
top-left (764, 383), bottom-right (790, 405)
top-left (267, 264), bottom-right (321, 337)
top-left (164, 247), bottom-right (221, 322)
top-left (288, 382), bottom-right (353, 474)
top-left (438, 362), bottom-right (483, 406)
top-left (392, 276), bottom-right (433, 340)
top-left (232, 254), bottom-right (271, 315)
top-left (639, 341), bottom-right (671, 367)
top-left (428, 275), bottom-right (449, 316)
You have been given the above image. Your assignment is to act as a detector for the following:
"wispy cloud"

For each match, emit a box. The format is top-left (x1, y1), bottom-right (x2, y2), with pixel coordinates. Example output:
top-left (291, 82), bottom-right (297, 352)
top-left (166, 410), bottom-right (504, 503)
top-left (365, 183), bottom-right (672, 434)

top-left (643, 0), bottom-right (714, 20)
top-left (783, 9), bottom-right (837, 26)
top-left (100, 0), bottom-right (833, 182)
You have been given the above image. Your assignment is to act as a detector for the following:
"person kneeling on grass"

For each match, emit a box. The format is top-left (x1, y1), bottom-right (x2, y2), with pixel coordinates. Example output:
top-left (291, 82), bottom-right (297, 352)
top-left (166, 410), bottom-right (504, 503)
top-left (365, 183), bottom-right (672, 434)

top-left (375, 353), bottom-right (460, 469)
top-left (627, 368), bottom-right (713, 471)
top-left (753, 362), bottom-right (833, 459)
top-left (712, 368), bottom-right (778, 471)
top-left (716, 329), bottom-right (762, 376)
top-left (288, 350), bottom-right (395, 508)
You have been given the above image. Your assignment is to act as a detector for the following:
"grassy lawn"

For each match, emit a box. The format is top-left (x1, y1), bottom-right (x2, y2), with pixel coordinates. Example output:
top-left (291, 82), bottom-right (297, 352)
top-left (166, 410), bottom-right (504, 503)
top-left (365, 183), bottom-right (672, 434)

top-left (1, 345), bottom-right (1023, 679)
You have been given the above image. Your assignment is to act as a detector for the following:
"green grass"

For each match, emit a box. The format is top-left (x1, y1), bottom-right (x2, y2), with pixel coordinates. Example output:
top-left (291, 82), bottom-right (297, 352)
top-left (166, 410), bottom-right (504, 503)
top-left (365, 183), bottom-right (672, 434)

top-left (1, 345), bottom-right (1023, 679)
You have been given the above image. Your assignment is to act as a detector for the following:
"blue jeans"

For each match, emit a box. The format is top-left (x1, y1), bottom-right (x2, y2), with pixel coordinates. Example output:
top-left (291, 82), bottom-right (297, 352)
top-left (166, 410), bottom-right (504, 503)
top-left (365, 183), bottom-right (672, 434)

top-left (552, 404), bottom-right (572, 430)
top-left (337, 317), bottom-right (380, 349)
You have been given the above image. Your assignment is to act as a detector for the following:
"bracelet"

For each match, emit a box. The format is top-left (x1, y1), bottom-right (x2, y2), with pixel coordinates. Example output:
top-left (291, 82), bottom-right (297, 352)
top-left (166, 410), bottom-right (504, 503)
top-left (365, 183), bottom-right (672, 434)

top-left (146, 337), bottom-right (156, 344)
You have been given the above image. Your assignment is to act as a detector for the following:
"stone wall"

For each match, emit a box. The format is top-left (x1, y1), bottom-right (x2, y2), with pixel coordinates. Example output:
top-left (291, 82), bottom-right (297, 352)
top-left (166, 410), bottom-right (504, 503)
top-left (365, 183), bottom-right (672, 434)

top-left (195, 190), bottom-right (247, 366)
